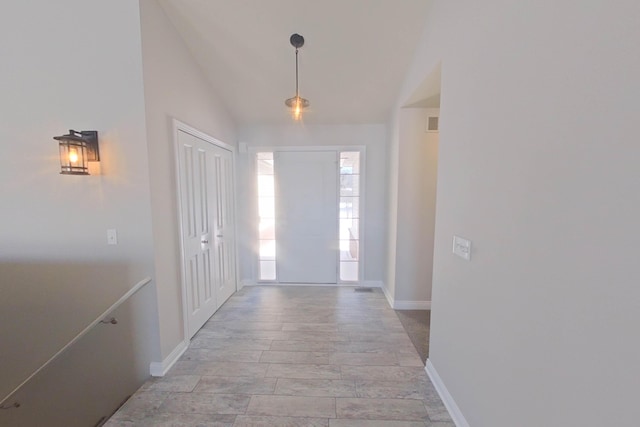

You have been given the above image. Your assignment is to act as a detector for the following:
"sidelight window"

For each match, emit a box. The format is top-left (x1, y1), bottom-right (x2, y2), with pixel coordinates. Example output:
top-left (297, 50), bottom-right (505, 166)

top-left (257, 152), bottom-right (276, 280)
top-left (339, 151), bottom-right (360, 282)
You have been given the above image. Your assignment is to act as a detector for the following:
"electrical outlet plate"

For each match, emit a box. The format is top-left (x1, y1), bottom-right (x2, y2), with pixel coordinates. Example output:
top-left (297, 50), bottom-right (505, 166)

top-left (453, 235), bottom-right (471, 260)
top-left (107, 229), bottom-right (118, 245)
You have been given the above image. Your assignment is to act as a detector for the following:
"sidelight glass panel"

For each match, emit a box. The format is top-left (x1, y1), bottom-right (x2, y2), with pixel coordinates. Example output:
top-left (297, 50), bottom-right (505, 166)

top-left (340, 261), bottom-right (358, 282)
top-left (339, 151), bottom-right (361, 282)
top-left (340, 218), bottom-right (359, 240)
top-left (259, 218), bottom-right (275, 240)
top-left (257, 152), bottom-right (276, 281)
top-left (258, 175), bottom-right (275, 197)
top-left (259, 261), bottom-right (276, 281)
top-left (340, 174), bottom-right (360, 196)
top-left (259, 239), bottom-right (276, 260)
top-left (339, 240), bottom-right (359, 261)
top-left (339, 197), bottom-right (360, 219)
top-left (257, 156), bottom-right (274, 175)
top-left (340, 151), bottom-right (360, 174)
top-left (258, 197), bottom-right (275, 218)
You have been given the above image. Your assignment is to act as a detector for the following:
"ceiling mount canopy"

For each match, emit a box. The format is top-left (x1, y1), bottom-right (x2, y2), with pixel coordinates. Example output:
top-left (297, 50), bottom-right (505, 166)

top-left (289, 33), bottom-right (304, 49)
top-left (284, 33), bottom-right (309, 121)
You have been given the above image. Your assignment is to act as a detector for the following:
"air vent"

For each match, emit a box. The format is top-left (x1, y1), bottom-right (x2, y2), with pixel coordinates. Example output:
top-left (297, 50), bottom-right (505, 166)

top-left (427, 116), bottom-right (439, 132)
top-left (354, 287), bottom-right (373, 293)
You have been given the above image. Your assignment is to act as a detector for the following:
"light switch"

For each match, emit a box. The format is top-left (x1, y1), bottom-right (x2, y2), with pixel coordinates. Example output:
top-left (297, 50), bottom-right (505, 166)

top-left (107, 229), bottom-right (118, 245)
top-left (453, 235), bottom-right (471, 260)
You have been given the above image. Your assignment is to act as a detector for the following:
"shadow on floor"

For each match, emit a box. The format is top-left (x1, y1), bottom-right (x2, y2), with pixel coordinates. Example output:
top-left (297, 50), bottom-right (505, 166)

top-left (395, 310), bottom-right (430, 363)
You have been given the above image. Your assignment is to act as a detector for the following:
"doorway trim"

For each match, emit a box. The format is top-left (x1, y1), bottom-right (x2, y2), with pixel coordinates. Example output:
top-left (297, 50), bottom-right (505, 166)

top-left (172, 119), bottom-right (238, 345)
top-left (249, 145), bottom-right (366, 286)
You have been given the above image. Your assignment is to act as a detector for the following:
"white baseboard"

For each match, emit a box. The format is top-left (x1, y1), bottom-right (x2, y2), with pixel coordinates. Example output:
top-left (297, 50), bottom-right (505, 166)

top-left (425, 359), bottom-right (470, 427)
top-left (380, 284), bottom-right (431, 310)
top-left (242, 281), bottom-right (383, 288)
top-left (149, 339), bottom-right (189, 377)
top-left (394, 300), bottom-right (431, 310)
top-left (239, 279), bottom-right (255, 289)
top-left (381, 283), bottom-right (395, 308)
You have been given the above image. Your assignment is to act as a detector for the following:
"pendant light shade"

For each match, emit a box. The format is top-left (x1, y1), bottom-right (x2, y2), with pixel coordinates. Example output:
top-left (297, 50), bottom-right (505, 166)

top-left (285, 33), bottom-right (309, 121)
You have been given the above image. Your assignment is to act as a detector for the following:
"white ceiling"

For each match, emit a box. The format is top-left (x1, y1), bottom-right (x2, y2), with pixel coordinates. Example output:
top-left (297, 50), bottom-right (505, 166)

top-left (158, 0), bottom-right (431, 126)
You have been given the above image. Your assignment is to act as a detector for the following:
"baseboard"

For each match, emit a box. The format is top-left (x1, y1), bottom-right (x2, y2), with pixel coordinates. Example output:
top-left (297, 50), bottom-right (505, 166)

top-left (425, 359), bottom-right (470, 427)
top-left (394, 300), bottom-right (431, 310)
top-left (380, 284), bottom-right (430, 310)
top-left (239, 279), bottom-right (255, 289)
top-left (242, 281), bottom-right (383, 288)
top-left (149, 339), bottom-right (188, 377)
top-left (381, 284), bottom-right (395, 308)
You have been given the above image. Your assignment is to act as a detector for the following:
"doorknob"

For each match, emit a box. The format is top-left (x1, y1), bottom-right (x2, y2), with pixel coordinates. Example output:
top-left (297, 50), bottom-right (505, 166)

top-left (201, 239), bottom-right (209, 244)
top-left (216, 234), bottom-right (223, 238)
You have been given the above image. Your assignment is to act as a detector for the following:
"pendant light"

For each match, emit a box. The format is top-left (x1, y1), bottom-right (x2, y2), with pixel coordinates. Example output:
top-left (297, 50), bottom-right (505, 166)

top-left (285, 33), bottom-right (309, 121)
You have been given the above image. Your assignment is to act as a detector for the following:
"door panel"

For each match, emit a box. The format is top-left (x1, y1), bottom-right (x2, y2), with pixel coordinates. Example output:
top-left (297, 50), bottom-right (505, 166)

top-left (177, 130), bottom-right (236, 339)
top-left (212, 149), bottom-right (236, 306)
top-left (275, 151), bottom-right (338, 283)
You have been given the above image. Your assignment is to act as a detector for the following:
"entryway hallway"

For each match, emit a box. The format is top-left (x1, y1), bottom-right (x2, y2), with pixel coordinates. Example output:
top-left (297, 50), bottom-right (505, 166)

top-left (106, 286), bottom-right (453, 426)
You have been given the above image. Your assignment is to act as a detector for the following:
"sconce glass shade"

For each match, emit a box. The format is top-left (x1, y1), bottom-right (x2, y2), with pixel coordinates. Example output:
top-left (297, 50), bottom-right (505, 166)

top-left (53, 130), bottom-right (99, 175)
top-left (58, 138), bottom-right (88, 174)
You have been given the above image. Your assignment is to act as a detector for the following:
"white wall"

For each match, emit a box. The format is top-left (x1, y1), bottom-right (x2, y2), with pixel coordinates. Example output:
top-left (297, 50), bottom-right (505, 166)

top-left (385, 112), bottom-right (400, 300)
top-left (139, 0), bottom-right (238, 359)
top-left (0, 0), bottom-right (157, 405)
top-left (396, 1), bottom-right (640, 425)
top-left (389, 108), bottom-right (439, 306)
top-left (237, 124), bottom-right (387, 286)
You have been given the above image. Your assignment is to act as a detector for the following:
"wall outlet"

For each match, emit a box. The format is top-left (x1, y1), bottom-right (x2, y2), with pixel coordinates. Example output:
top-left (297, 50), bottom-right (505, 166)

top-left (453, 235), bottom-right (471, 260)
top-left (107, 229), bottom-right (118, 245)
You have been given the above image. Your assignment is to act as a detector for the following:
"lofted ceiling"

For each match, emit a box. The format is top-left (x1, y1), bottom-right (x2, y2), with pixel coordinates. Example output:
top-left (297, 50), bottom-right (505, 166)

top-left (158, 0), bottom-right (431, 126)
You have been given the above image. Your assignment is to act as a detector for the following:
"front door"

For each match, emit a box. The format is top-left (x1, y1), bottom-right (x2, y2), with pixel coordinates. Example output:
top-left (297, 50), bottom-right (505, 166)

top-left (176, 128), bottom-right (236, 338)
top-left (274, 150), bottom-right (338, 283)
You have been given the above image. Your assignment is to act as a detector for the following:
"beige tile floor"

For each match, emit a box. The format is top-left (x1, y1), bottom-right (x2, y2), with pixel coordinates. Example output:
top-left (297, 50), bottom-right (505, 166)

top-left (105, 286), bottom-right (454, 427)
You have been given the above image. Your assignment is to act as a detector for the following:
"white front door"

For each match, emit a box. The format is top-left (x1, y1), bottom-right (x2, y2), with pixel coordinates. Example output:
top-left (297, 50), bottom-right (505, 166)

top-left (274, 151), bottom-right (338, 283)
top-left (176, 128), bottom-right (236, 338)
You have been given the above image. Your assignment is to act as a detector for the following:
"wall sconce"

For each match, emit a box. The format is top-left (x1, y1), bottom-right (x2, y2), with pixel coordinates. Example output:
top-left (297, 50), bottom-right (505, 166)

top-left (53, 130), bottom-right (99, 175)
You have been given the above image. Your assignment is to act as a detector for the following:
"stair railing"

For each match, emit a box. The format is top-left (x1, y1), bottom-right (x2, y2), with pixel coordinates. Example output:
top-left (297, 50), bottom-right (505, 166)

top-left (0, 276), bottom-right (152, 410)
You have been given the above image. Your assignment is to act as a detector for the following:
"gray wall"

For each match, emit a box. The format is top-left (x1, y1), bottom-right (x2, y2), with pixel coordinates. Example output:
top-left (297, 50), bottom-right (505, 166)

top-left (396, 0), bottom-right (640, 425)
top-left (386, 108), bottom-right (439, 307)
top-left (0, 0), bottom-right (157, 408)
top-left (0, 0), bottom-right (241, 408)
top-left (139, 0), bottom-right (238, 360)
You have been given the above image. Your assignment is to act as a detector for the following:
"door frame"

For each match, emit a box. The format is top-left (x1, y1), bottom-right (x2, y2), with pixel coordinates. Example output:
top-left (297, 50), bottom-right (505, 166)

top-left (173, 119), bottom-right (238, 342)
top-left (249, 145), bottom-right (366, 285)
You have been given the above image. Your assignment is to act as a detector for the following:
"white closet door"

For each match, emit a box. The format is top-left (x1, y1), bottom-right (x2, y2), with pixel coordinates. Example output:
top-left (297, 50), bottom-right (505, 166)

top-left (211, 146), bottom-right (236, 307)
top-left (275, 151), bottom-right (338, 283)
top-left (177, 130), bottom-right (236, 338)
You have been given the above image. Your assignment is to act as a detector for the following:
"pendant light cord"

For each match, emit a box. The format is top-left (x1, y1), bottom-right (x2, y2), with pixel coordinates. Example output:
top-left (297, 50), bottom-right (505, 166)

top-left (295, 48), bottom-right (300, 97)
top-left (285, 33), bottom-right (307, 117)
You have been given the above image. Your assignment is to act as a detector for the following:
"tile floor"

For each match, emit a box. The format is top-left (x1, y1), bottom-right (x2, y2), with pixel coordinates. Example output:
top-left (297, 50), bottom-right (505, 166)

top-left (105, 286), bottom-right (454, 427)
top-left (394, 310), bottom-right (430, 363)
